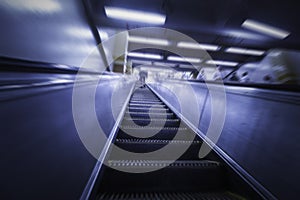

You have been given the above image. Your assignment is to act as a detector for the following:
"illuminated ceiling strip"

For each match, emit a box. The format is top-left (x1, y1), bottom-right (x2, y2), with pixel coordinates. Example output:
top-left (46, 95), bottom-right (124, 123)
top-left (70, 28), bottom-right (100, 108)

top-left (127, 52), bottom-right (163, 59)
top-left (177, 42), bottom-right (220, 51)
top-left (242, 19), bottom-right (290, 39)
top-left (104, 6), bottom-right (166, 25)
top-left (225, 47), bottom-right (265, 56)
top-left (128, 36), bottom-right (169, 46)
top-left (167, 56), bottom-right (201, 63)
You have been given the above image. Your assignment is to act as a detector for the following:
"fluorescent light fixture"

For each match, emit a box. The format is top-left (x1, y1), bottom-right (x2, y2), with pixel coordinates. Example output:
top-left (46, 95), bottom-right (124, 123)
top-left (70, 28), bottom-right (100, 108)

top-left (206, 60), bottom-right (239, 67)
top-left (132, 60), bottom-right (152, 65)
top-left (127, 52), bottom-right (163, 59)
top-left (104, 6), bottom-right (166, 25)
top-left (225, 47), bottom-right (265, 56)
top-left (153, 62), bottom-right (177, 67)
top-left (242, 19), bottom-right (290, 39)
top-left (167, 56), bottom-right (201, 63)
top-left (177, 42), bottom-right (220, 51)
top-left (128, 36), bottom-right (169, 46)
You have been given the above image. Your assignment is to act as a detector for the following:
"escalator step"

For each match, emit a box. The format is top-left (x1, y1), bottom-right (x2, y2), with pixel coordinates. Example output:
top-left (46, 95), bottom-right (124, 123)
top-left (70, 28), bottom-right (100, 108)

top-left (123, 118), bottom-right (179, 122)
top-left (117, 127), bottom-right (191, 140)
top-left (115, 138), bottom-right (201, 144)
top-left (124, 112), bottom-right (175, 119)
top-left (125, 111), bottom-right (173, 115)
top-left (107, 160), bottom-right (220, 168)
top-left (129, 103), bottom-right (166, 108)
top-left (110, 138), bottom-right (202, 160)
top-left (120, 126), bottom-right (186, 131)
top-left (97, 191), bottom-right (241, 200)
top-left (130, 98), bottom-right (161, 102)
top-left (127, 107), bottom-right (169, 112)
top-left (122, 118), bottom-right (180, 127)
top-left (130, 101), bottom-right (163, 104)
top-left (99, 160), bottom-right (224, 192)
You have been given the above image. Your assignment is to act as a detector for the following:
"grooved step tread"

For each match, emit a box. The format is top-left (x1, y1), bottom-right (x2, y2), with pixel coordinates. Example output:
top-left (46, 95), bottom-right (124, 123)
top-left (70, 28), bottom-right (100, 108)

top-left (127, 107), bottom-right (169, 111)
top-left (129, 103), bottom-right (166, 107)
top-left (130, 100), bottom-right (163, 104)
top-left (123, 118), bottom-right (179, 122)
top-left (120, 126), bottom-right (187, 131)
top-left (115, 138), bottom-right (201, 144)
top-left (125, 111), bottom-right (173, 115)
top-left (107, 160), bottom-right (220, 168)
top-left (97, 192), bottom-right (241, 200)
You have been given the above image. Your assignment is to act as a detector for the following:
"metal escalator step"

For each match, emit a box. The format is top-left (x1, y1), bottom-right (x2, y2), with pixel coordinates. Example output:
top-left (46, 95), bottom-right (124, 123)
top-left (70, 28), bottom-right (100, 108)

top-left (99, 160), bottom-right (224, 192)
top-left (115, 138), bottom-right (201, 144)
top-left (129, 103), bottom-right (166, 107)
top-left (127, 108), bottom-right (171, 114)
top-left (107, 160), bottom-right (220, 168)
top-left (122, 118), bottom-right (180, 127)
top-left (97, 191), bottom-right (241, 200)
top-left (120, 126), bottom-right (186, 131)
top-left (130, 100), bottom-right (161, 103)
top-left (130, 100), bottom-right (163, 104)
top-left (124, 113), bottom-right (176, 120)
top-left (110, 138), bottom-right (202, 160)
top-left (123, 118), bottom-right (179, 122)
top-left (117, 126), bottom-right (190, 140)
top-left (127, 107), bottom-right (169, 111)
top-left (130, 99), bottom-right (161, 102)
top-left (126, 112), bottom-right (172, 115)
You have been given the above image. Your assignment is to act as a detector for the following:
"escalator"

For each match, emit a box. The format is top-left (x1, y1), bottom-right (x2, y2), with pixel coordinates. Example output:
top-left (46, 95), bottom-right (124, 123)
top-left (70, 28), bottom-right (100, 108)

top-left (93, 84), bottom-right (261, 200)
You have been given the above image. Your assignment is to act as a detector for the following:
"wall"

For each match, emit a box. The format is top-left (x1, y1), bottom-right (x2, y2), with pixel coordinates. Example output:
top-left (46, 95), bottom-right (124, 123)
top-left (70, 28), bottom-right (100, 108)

top-left (0, 0), bottom-right (104, 69)
top-left (0, 75), bottom-right (135, 199)
top-left (149, 80), bottom-right (300, 199)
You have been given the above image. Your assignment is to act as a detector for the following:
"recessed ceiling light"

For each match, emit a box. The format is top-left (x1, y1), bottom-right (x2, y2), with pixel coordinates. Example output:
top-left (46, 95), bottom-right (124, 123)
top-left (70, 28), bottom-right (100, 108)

top-left (128, 36), bottom-right (169, 46)
top-left (242, 19), bottom-right (290, 39)
top-left (167, 56), bottom-right (201, 63)
top-left (225, 47), bottom-right (265, 56)
top-left (127, 52), bottom-right (163, 59)
top-left (104, 6), bottom-right (166, 25)
top-left (206, 60), bottom-right (239, 67)
top-left (177, 42), bottom-right (220, 51)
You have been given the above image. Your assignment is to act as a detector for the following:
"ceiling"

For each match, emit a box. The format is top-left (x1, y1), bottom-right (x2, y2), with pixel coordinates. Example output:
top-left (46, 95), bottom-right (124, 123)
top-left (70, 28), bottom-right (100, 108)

top-left (87, 0), bottom-right (300, 69)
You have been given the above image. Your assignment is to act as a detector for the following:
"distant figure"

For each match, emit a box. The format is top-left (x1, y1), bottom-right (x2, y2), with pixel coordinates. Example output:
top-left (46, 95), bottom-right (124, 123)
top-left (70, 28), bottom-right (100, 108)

top-left (240, 71), bottom-right (250, 83)
top-left (229, 72), bottom-right (239, 81)
top-left (139, 70), bottom-right (148, 87)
